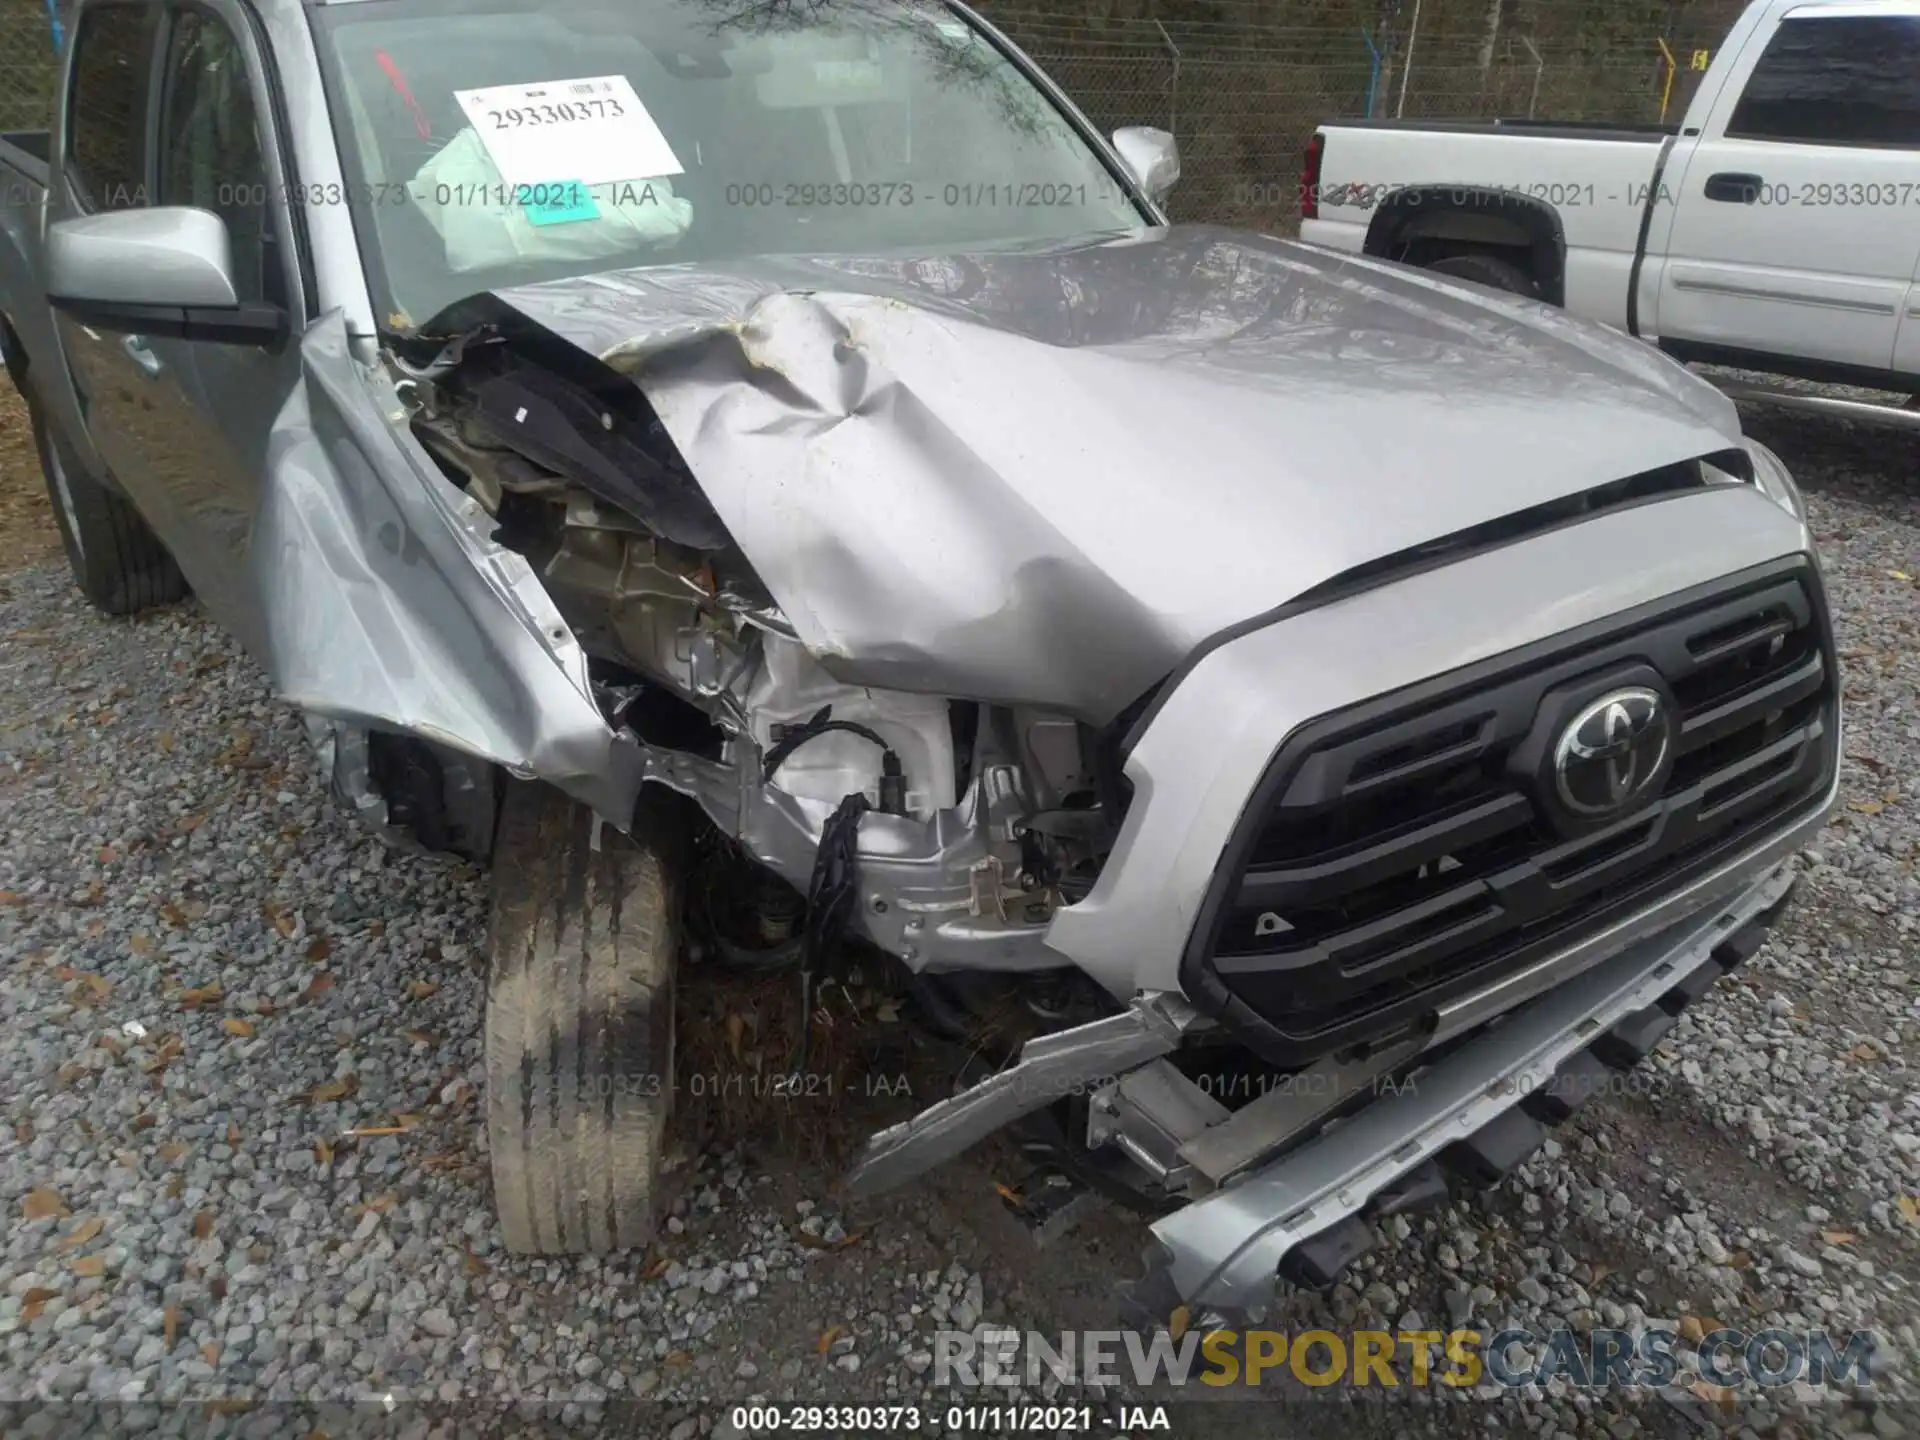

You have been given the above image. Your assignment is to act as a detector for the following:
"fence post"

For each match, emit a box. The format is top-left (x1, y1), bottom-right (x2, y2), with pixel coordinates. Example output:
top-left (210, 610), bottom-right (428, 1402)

top-left (1153, 17), bottom-right (1180, 135)
top-left (1362, 29), bottom-right (1382, 118)
top-left (1522, 37), bottom-right (1543, 118)
top-left (1394, 0), bottom-right (1424, 118)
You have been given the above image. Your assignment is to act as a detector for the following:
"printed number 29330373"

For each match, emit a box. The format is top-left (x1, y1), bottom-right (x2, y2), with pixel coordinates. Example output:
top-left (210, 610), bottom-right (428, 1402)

top-left (453, 74), bottom-right (685, 189)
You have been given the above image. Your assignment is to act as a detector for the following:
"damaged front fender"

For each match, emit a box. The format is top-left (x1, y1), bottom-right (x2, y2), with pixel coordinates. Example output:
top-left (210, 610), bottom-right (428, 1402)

top-left (254, 311), bottom-right (647, 827)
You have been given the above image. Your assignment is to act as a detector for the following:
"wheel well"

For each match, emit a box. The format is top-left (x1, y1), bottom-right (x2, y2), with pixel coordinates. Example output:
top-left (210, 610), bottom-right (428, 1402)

top-left (1364, 189), bottom-right (1566, 307)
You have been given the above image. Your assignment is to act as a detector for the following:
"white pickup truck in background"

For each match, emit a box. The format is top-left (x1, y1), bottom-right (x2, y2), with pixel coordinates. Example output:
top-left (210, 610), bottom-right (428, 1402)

top-left (1301, 0), bottom-right (1920, 427)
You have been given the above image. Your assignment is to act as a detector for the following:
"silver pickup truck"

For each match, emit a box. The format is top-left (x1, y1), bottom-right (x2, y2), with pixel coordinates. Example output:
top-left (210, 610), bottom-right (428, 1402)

top-left (0, 0), bottom-right (1839, 1314)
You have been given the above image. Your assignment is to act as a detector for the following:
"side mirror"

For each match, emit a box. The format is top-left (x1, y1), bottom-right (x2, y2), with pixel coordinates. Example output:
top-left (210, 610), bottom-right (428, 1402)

top-left (47, 207), bottom-right (284, 346)
top-left (1111, 126), bottom-right (1180, 207)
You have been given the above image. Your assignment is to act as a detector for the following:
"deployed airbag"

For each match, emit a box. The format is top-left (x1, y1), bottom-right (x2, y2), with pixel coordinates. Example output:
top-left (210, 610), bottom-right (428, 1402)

top-left (407, 127), bottom-right (692, 274)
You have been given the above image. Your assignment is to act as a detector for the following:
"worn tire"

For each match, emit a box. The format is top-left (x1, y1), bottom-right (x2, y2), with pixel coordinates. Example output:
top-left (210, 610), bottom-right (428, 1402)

top-left (1424, 252), bottom-right (1543, 300)
top-left (24, 389), bottom-right (187, 615)
top-left (486, 781), bottom-right (682, 1254)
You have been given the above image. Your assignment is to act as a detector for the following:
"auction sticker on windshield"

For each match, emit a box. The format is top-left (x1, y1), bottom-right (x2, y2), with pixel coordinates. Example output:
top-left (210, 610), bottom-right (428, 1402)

top-left (454, 75), bottom-right (683, 189)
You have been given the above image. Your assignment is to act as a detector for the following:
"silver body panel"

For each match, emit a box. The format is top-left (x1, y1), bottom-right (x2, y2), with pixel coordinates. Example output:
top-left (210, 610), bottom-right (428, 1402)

top-left (2, 0), bottom-right (1838, 1310)
top-left (1046, 481), bottom-right (1814, 998)
top-left (494, 226), bottom-right (1744, 726)
top-left (1150, 856), bottom-right (1813, 1309)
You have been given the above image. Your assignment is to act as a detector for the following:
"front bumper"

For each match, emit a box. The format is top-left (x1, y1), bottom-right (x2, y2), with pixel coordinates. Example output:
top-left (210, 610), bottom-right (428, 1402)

top-left (1044, 483), bottom-right (1821, 1008)
top-left (1140, 845), bottom-right (1817, 1312)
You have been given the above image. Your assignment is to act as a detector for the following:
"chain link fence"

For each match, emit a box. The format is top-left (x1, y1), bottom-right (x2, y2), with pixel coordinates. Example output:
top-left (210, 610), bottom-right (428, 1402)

top-left (1, 0), bottom-right (59, 133)
top-left (982, 0), bottom-right (1744, 232)
top-left (4, 0), bottom-right (1744, 233)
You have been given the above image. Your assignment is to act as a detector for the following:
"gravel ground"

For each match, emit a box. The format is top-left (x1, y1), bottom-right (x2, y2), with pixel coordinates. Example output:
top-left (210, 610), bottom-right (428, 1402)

top-left (0, 394), bottom-right (1915, 1439)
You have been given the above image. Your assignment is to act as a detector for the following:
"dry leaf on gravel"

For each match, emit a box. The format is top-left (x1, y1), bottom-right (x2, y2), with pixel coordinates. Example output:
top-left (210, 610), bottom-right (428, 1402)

top-left (70, 1255), bottom-right (106, 1277)
top-left (60, 1217), bottom-right (104, 1250)
top-left (22, 1188), bottom-right (67, 1220)
top-left (223, 1017), bottom-right (255, 1038)
top-left (404, 980), bottom-right (438, 1001)
top-left (815, 1325), bottom-right (843, 1355)
top-left (726, 1011), bottom-right (745, 1060)
top-left (193, 1211), bottom-right (215, 1240)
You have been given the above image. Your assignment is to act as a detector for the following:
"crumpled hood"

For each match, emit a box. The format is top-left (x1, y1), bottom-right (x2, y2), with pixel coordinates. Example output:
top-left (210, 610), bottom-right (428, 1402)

top-left (483, 224), bottom-right (1746, 722)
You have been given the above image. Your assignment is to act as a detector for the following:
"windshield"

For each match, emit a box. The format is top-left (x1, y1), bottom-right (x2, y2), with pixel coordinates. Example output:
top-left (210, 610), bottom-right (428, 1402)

top-left (309, 0), bottom-right (1147, 325)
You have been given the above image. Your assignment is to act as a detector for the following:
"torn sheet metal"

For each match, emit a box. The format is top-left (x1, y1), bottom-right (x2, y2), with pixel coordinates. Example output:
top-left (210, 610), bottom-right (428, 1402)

top-left (482, 224), bottom-right (1744, 724)
top-left (253, 310), bottom-right (647, 826)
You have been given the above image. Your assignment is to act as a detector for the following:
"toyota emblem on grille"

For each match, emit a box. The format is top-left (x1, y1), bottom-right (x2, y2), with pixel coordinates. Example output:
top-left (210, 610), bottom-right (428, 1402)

top-left (1552, 686), bottom-right (1672, 818)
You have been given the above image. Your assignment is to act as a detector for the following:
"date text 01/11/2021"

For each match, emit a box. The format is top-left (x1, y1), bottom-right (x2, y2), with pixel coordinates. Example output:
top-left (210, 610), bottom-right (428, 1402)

top-left (1284, 179), bottom-right (1920, 210)
top-left (726, 1404), bottom-right (1174, 1432)
top-left (566, 1070), bottom-right (919, 1100)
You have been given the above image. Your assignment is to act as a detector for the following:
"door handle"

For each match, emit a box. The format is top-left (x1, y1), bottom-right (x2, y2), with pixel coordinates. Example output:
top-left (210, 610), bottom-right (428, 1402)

top-left (1703, 172), bottom-right (1764, 204)
top-left (122, 333), bottom-right (163, 377)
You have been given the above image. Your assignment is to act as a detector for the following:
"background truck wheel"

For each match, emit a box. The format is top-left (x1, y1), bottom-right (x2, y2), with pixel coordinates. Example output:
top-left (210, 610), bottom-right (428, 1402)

top-left (486, 780), bottom-right (683, 1254)
top-left (24, 391), bottom-right (187, 615)
top-left (1423, 252), bottom-right (1542, 299)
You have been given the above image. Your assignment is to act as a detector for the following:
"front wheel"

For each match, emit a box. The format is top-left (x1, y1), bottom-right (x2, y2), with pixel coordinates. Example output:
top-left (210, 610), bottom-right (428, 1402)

top-left (24, 389), bottom-right (186, 615)
top-left (486, 781), bottom-right (684, 1253)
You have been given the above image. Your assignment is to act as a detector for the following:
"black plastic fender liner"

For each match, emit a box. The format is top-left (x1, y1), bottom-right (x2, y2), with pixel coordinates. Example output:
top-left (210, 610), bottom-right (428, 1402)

top-left (1277, 1214), bottom-right (1376, 1291)
top-left (1522, 1046), bottom-right (1616, 1124)
top-left (1366, 1159), bottom-right (1449, 1219)
top-left (1591, 1006), bottom-right (1680, 1069)
top-left (1439, 1106), bottom-right (1548, 1187)
top-left (1658, 957), bottom-right (1725, 1016)
top-left (1711, 920), bottom-right (1770, 973)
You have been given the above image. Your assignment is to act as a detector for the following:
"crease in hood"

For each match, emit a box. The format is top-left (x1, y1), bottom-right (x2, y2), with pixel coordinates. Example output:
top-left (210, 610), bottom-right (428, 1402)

top-left (467, 224), bottom-right (1748, 723)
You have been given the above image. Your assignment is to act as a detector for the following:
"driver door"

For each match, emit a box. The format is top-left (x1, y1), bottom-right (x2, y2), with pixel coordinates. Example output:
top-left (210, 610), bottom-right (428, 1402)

top-left (141, 0), bottom-right (309, 654)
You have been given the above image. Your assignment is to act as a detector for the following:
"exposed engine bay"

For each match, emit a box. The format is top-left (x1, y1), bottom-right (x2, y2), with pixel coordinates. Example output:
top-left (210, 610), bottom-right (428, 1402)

top-left (390, 320), bottom-right (1122, 978)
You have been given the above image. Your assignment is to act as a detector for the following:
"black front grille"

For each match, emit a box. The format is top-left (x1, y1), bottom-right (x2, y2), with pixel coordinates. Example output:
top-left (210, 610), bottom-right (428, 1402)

top-left (1181, 557), bottom-right (1837, 1068)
